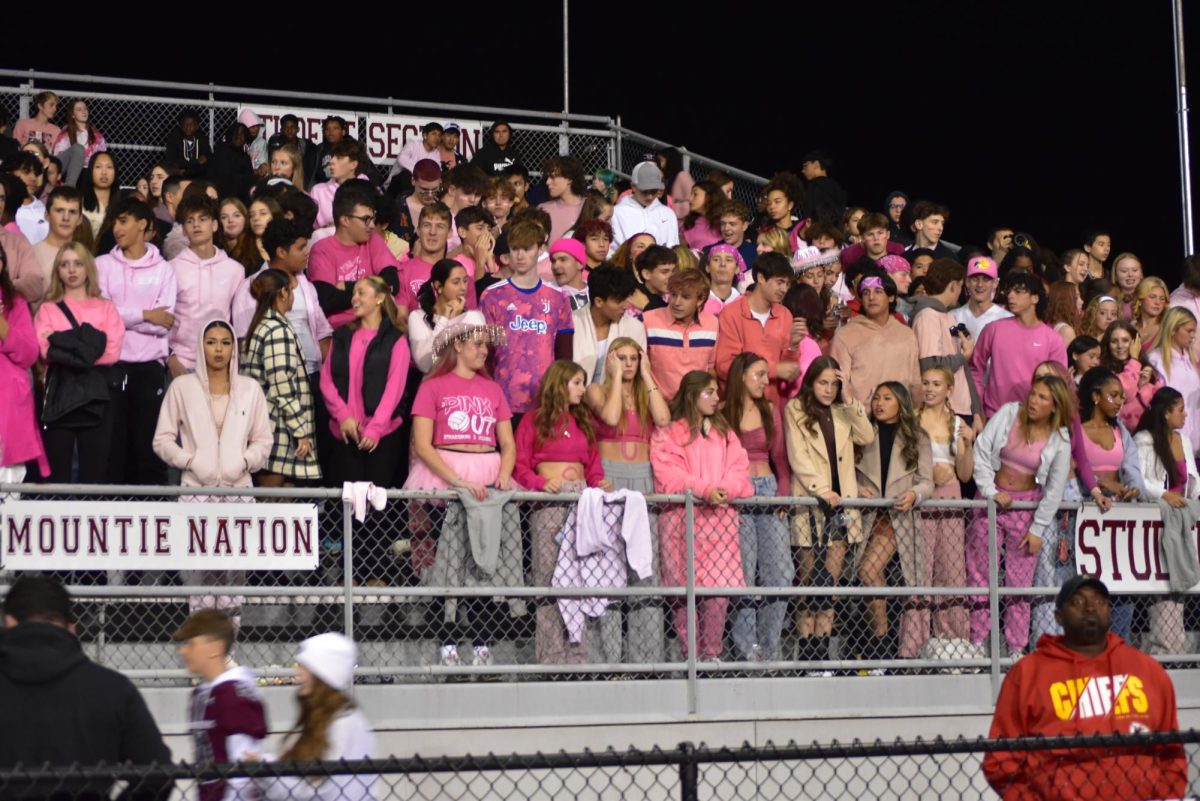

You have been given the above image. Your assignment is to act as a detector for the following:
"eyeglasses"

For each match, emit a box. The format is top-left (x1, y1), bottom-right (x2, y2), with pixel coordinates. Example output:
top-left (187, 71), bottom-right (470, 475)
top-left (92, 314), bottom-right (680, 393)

top-left (348, 214), bottom-right (376, 226)
top-left (415, 184), bottom-right (442, 197)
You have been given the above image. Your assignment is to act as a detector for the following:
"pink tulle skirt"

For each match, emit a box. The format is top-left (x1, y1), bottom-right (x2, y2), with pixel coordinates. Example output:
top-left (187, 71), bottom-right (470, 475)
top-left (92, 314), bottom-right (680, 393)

top-left (403, 449), bottom-right (502, 491)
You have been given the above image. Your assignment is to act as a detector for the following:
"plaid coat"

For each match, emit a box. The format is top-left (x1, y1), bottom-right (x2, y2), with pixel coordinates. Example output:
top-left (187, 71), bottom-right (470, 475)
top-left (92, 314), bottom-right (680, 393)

top-left (241, 310), bottom-right (321, 480)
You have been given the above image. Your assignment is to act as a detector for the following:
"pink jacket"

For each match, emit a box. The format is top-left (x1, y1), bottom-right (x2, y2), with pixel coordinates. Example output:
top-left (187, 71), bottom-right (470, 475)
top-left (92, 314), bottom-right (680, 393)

top-left (95, 244), bottom-right (176, 363)
top-left (309, 173), bottom-right (372, 237)
top-left (651, 419), bottom-right (752, 588)
top-left (169, 248), bottom-right (245, 369)
top-left (34, 297), bottom-right (124, 365)
top-left (0, 229), bottom-right (43, 305)
top-left (230, 266), bottom-right (332, 347)
top-left (152, 319), bottom-right (273, 488)
top-left (319, 326), bottom-right (412, 444)
top-left (51, 127), bottom-right (107, 164)
top-left (1114, 357), bottom-right (1156, 431)
top-left (0, 292), bottom-right (48, 474)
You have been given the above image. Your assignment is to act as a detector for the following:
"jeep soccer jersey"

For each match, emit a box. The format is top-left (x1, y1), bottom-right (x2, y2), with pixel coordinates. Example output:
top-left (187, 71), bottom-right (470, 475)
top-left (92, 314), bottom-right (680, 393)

top-left (481, 279), bottom-right (573, 413)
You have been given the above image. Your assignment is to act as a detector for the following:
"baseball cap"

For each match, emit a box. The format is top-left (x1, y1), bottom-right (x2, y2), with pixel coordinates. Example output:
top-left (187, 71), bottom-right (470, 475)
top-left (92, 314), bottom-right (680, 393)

top-left (631, 161), bottom-right (665, 191)
top-left (1055, 575), bottom-right (1110, 610)
top-left (967, 256), bottom-right (998, 279)
top-left (443, 123), bottom-right (461, 135)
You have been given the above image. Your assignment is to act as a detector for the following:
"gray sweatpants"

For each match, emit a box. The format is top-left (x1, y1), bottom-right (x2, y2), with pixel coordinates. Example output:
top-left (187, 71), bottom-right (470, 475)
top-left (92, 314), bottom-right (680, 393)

top-left (603, 459), bottom-right (665, 663)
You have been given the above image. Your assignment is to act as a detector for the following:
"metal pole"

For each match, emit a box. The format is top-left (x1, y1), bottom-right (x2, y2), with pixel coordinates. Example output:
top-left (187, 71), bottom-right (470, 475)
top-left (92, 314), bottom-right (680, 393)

top-left (343, 501), bottom-right (354, 638)
top-left (677, 741), bottom-right (698, 801)
top-left (988, 499), bottom-right (1002, 697)
top-left (685, 491), bottom-right (697, 714)
top-left (1174, 0), bottom-right (1195, 255)
top-left (616, 115), bottom-right (623, 173)
top-left (559, 0), bottom-right (571, 157)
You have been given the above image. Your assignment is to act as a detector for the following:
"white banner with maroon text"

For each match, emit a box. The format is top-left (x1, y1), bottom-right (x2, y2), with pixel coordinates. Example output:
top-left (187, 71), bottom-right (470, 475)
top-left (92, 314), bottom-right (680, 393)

top-left (237, 105), bottom-right (360, 144)
top-left (1074, 504), bottom-right (1200, 593)
top-left (0, 501), bottom-right (319, 570)
top-left (363, 114), bottom-right (486, 165)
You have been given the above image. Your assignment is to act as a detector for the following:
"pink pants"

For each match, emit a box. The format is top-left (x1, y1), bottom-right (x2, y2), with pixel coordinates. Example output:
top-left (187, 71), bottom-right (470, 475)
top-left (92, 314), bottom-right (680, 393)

top-left (673, 598), bottom-right (729, 660)
top-left (899, 481), bottom-right (970, 657)
top-left (965, 487), bottom-right (1041, 653)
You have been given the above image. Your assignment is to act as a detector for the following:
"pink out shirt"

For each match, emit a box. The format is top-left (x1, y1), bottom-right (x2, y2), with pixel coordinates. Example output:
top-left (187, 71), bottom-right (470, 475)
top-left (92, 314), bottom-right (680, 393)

top-left (481, 279), bottom-right (574, 414)
top-left (411, 371), bottom-right (512, 448)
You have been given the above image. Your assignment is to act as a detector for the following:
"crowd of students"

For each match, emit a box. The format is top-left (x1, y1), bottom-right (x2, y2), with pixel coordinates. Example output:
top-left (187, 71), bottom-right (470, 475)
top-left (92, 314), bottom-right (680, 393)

top-left (2, 95), bottom-right (1199, 668)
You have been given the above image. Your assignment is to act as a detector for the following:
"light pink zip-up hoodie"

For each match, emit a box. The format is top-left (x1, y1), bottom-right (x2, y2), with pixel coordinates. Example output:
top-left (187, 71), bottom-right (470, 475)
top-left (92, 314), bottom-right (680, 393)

top-left (153, 319), bottom-right (273, 489)
top-left (95, 243), bottom-right (176, 363)
top-left (169, 247), bottom-right (245, 369)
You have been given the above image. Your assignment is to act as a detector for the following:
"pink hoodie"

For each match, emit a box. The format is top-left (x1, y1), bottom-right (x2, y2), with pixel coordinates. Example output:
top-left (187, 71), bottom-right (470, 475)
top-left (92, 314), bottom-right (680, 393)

top-left (96, 243), bottom-right (176, 363)
top-left (152, 319), bottom-right (273, 488)
top-left (0, 292), bottom-right (48, 475)
top-left (34, 297), bottom-right (124, 364)
top-left (651, 418), bottom-right (753, 588)
top-left (230, 266), bottom-right (333, 347)
top-left (169, 248), bottom-right (245, 369)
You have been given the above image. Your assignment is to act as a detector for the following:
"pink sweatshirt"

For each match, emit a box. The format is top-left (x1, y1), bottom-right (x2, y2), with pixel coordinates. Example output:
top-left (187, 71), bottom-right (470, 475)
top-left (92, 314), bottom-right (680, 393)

top-left (651, 419), bottom-right (752, 588)
top-left (152, 320), bottom-right (273, 488)
top-left (0, 229), bottom-right (44, 305)
top-left (169, 248), bottom-right (245, 369)
top-left (307, 233), bottom-right (396, 329)
top-left (230, 267), bottom-right (333, 347)
top-left (0, 292), bottom-right (48, 474)
top-left (51, 127), bottom-right (107, 164)
top-left (642, 307), bottom-right (719, 401)
top-left (309, 173), bottom-right (372, 235)
top-left (319, 327), bottom-right (412, 444)
top-left (513, 413), bottom-right (605, 490)
top-left (394, 256), bottom-right (479, 315)
top-left (1148, 346), bottom-right (1200, 453)
top-left (95, 244), bottom-right (176, 363)
top-left (1113, 357), bottom-right (1156, 431)
top-left (970, 317), bottom-right (1067, 417)
top-left (34, 297), bottom-right (124, 365)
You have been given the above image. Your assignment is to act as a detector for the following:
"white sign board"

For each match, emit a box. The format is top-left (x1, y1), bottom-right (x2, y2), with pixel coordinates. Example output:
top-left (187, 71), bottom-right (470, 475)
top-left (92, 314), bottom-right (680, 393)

top-left (237, 105), bottom-right (359, 144)
top-left (1074, 504), bottom-right (1198, 593)
top-left (363, 114), bottom-right (486, 165)
top-left (1, 501), bottom-right (319, 571)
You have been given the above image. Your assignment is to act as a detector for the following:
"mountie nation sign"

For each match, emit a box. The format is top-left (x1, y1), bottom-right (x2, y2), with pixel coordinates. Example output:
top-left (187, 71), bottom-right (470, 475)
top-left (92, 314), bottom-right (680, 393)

top-left (0, 502), bottom-right (319, 570)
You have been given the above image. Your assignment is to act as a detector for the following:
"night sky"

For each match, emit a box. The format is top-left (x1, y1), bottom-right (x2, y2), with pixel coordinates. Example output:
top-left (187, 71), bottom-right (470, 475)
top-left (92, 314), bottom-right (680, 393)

top-left (2, 0), bottom-right (1194, 278)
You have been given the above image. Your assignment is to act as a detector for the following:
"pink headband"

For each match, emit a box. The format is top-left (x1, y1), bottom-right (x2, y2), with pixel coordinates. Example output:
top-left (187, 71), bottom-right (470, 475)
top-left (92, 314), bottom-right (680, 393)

top-left (708, 244), bottom-right (748, 278)
top-left (859, 276), bottom-right (884, 292)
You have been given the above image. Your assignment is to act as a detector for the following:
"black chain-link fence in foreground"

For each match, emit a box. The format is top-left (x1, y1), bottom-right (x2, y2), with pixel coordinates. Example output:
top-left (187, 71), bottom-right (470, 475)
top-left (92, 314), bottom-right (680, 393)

top-left (3, 732), bottom-right (1200, 801)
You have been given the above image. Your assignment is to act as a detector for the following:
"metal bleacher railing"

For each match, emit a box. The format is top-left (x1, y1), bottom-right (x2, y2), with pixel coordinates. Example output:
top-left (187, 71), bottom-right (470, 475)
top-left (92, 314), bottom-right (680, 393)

top-left (0, 483), bottom-right (1193, 715)
top-left (0, 69), bottom-right (769, 210)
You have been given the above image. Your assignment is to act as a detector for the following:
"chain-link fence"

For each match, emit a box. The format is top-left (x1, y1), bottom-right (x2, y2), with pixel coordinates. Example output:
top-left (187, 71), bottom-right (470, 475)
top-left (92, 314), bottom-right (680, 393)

top-left (0, 71), bottom-right (767, 199)
top-left (1, 486), bottom-right (1196, 695)
top-left (3, 731), bottom-right (1200, 801)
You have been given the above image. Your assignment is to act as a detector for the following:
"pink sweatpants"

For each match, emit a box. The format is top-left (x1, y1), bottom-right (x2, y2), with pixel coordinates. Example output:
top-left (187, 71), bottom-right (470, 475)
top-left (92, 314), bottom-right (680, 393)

top-left (673, 598), bottom-right (730, 660)
top-left (899, 481), bottom-right (970, 657)
top-left (965, 487), bottom-right (1041, 654)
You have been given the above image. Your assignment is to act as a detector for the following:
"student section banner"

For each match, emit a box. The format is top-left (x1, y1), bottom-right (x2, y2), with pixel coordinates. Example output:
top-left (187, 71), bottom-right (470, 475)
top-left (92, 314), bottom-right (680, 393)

top-left (238, 105), bottom-right (360, 144)
top-left (0, 501), bottom-right (319, 571)
top-left (1074, 504), bottom-right (1199, 593)
top-left (363, 114), bottom-right (486, 165)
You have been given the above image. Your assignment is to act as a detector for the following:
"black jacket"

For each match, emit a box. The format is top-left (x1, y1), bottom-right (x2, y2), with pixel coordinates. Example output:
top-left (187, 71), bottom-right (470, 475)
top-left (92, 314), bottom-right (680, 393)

top-left (0, 624), bottom-right (171, 772)
top-left (208, 141), bottom-right (255, 204)
top-left (801, 176), bottom-right (848, 225)
top-left (470, 141), bottom-right (524, 176)
top-left (163, 129), bottom-right (212, 179)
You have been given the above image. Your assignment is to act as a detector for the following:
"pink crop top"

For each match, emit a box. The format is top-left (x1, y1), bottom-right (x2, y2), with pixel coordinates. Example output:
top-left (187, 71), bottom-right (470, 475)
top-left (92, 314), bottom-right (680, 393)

top-left (513, 413), bottom-right (604, 490)
top-left (1081, 429), bottom-right (1123, 474)
top-left (739, 426), bottom-right (770, 466)
top-left (593, 409), bottom-right (651, 444)
top-left (1170, 459), bottom-right (1188, 495)
top-left (998, 425), bottom-right (1048, 475)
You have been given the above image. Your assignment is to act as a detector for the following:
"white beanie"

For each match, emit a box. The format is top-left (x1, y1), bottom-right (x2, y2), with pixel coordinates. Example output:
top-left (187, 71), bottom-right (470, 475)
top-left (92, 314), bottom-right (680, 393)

top-left (296, 633), bottom-right (357, 692)
top-left (238, 108), bottom-right (263, 129)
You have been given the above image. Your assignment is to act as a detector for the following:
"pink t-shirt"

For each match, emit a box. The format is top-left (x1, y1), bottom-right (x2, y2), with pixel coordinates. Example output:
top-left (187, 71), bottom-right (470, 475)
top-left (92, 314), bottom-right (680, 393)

top-left (480, 279), bottom-right (575, 414)
top-left (13, 119), bottom-right (60, 148)
top-left (411, 371), bottom-right (512, 448)
top-left (307, 233), bottom-right (397, 328)
top-left (537, 199), bottom-right (585, 242)
top-left (394, 256), bottom-right (479, 314)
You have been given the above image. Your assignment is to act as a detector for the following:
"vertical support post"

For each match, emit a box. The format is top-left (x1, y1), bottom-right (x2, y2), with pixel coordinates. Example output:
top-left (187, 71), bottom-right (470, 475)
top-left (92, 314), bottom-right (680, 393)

top-left (615, 116), bottom-right (623, 174)
top-left (681, 147), bottom-right (691, 178)
top-left (342, 500), bottom-right (355, 638)
top-left (678, 742), bottom-right (698, 801)
top-left (18, 81), bottom-right (32, 121)
top-left (988, 498), bottom-right (1002, 697)
top-left (685, 491), bottom-right (698, 714)
top-left (559, 0), bottom-right (571, 157)
top-left (1173, 0), bottom-right (1195, 254)
top-left (207, 86), bottom-right (216, 150)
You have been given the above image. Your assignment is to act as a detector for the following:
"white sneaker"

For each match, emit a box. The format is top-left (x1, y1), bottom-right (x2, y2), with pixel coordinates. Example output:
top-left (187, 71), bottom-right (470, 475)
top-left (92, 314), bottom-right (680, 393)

top-left (439, 645), bottom-right (460, 666)
top-left (472, 645), bottom-right (494, 667)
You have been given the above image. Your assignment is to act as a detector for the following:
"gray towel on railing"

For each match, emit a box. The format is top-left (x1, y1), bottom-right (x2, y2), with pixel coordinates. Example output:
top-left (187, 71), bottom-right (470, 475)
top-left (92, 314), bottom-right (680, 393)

top-left (1156, 498), bottom-right (1200, 593)
top-left (424, 491), bottom-right (527, 623)
top-left (457, 489), bottom-right (516, 575)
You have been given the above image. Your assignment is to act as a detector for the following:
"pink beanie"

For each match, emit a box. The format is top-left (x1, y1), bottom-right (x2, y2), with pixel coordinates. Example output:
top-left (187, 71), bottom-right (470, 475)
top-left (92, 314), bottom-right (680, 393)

top-left (549, 238), bottom-right (586, 265)
top-left (879, 255), bottom-right (911, 275)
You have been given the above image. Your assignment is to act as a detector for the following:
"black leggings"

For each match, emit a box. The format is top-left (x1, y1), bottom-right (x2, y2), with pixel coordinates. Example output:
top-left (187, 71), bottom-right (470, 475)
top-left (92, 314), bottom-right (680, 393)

top-left (42, 399), bottom-right (118, 484)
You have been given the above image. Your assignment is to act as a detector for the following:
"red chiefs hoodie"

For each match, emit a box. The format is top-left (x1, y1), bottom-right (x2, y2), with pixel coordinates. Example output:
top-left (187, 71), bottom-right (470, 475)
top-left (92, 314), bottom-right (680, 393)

top-left (984, 632), bottom-right (1186, 801)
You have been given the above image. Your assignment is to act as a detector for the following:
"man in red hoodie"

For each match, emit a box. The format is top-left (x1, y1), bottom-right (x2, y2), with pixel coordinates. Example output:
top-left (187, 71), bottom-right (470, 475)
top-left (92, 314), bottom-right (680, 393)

top-left (985, 576), bottom-right (1186, 801)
